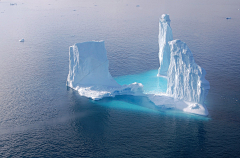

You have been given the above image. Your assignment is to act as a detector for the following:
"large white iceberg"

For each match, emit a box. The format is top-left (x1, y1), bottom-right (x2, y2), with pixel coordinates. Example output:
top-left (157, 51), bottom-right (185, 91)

top-left (66, 15), bottom-right (210, 116)
top-left (66, 41), bottom-right (143, 100)
top-left (158, 14), bottom-right (173, 76)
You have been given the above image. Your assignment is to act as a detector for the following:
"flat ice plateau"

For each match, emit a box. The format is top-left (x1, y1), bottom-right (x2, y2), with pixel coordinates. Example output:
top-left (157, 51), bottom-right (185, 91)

top-left (66, 14), bottom-right (210, 116)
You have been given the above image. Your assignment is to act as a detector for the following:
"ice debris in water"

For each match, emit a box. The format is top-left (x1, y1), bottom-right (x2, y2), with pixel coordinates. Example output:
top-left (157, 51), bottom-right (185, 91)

top-left (66, 41), bottom-right (144, 100)
top-left (19, 38), bottom-right (24, 42)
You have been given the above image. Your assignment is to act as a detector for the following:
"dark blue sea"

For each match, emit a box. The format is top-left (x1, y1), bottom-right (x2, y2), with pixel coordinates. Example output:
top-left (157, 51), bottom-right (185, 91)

top-left (1, 0), bottom-right (240, 157)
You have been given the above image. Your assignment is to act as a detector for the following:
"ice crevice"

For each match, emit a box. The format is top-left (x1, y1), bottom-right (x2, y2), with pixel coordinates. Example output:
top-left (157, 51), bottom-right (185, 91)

top-left (66, 14), bottom-right (210, 116)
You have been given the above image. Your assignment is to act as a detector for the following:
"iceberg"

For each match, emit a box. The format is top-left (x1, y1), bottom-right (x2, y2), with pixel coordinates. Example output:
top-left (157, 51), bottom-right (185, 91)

top-left (66, 15), bottom-right (210, 116)
top-left (158, 14), bottom-right (173, 76)
top-left (152, 14), bottom-right (210, 115)
top-left (66, 41), bottom-right (143, 100)
top-left (19, 38), bottom-right (24, 42)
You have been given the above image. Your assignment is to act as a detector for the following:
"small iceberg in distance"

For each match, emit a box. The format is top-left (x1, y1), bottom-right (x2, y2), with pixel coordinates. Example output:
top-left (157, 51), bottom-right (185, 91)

top-left (19, 38), bottom-right (24, 42)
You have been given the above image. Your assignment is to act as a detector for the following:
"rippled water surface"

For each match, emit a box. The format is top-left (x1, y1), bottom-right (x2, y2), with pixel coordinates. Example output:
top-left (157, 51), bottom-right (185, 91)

top-left (1, 0), bottom-right (240, 157)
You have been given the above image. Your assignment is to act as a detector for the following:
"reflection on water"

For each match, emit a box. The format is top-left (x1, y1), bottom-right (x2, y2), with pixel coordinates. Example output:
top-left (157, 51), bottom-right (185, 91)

top-left (68, 88), bottom-right (109, 138)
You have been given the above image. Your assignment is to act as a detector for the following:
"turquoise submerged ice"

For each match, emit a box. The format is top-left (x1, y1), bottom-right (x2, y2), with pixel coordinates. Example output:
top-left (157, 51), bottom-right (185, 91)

top-left (66, 14), bottom-right (210, 116)
top-left (115, 70), bottom-right (167, 94)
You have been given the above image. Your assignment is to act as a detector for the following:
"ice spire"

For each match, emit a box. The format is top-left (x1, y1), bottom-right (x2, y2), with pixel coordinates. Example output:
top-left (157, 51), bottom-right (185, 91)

top-left (157, 14), bottom-right (173, 76)
top-left (157, 14), bottom-right (210, 109)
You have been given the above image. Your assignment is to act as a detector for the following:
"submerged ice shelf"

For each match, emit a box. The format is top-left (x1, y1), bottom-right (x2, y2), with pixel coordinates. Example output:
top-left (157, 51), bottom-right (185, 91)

top-left (66, 14), bottom-right (210, 116)
top-left (115, 70), bottom-right (208, 116)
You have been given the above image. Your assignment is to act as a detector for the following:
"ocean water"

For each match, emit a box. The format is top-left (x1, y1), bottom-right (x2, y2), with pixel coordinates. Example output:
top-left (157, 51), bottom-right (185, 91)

top-left (1, 0), bottom-right (240, 157)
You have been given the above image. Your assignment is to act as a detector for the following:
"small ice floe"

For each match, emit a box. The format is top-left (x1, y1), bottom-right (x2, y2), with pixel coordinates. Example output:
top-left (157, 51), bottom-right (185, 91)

top-left (226, 17), bottom-right (231, 19)
top-left (19, 38), bottom-right (24, 42)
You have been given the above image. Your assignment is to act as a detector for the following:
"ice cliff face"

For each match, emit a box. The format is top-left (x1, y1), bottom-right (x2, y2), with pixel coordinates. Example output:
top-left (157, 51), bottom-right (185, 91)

top-left (166, 40), bottom-right (210, 104)
top-left (66, 41), bottom-right (120, 88)
top-left (66, 41), bottom-right (143, 100)
top-left (158, 14), bottom-right (173, 76)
